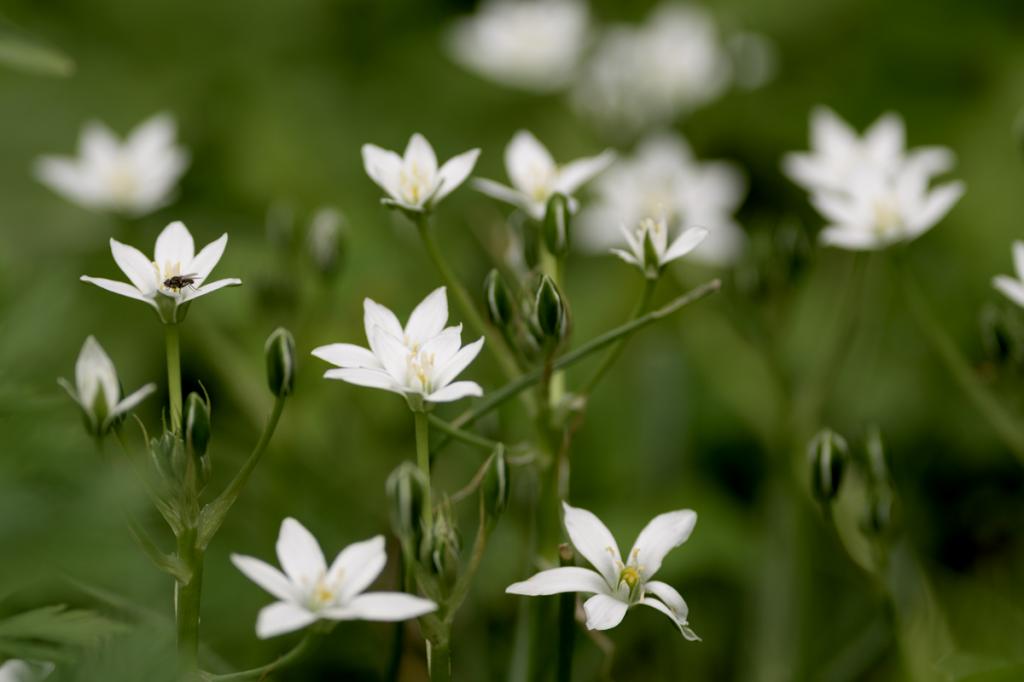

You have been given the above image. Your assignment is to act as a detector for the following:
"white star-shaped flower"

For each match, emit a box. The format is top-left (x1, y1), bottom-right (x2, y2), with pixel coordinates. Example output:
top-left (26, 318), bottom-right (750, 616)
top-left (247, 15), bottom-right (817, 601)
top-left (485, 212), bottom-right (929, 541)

top-left (81, 221), bottom-right (241, 319)
top-left (507, 502), bottom-right (700, 639)
top-left (362, 133), bottom-right (480, 213)
top-left (611, 217), bottom-right (707, 277)
top-left (312, 287), bottom-right (484, 405)
top-left (58, 336), bottom-right (156, 435)
top-left (232, 518), bottom-right (437, 639)
top-left (35, 113), bottom-right (189, 217)
top-left (474, 130), bottom-right (614, 221)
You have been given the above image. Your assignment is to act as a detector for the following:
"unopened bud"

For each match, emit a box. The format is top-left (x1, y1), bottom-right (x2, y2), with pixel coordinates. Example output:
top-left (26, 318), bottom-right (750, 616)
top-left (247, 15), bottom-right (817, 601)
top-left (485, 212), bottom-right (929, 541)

top-left (184, 392), bottom-right (212, 487)
top-left (484, 269), bottom-right (515, 329)
top-left (482, 445), bottom-right (509, 521)
top-left (533, 275), bottom-right (568, 344)
top-left (386, 463), bottom-right (429, 555)
top-left (861, 426), bottom-right (895, 536)
top-left (543, 193), bottom-right (571, 257)
top-left (307, 207), bottom-right (346, 279)
top-left (807, 428), bottom-right (848, 504)
top-left (429, 500), bottom-right (461, 584)
top-left (151, 431), bottom-right (185, 483)
top-left (265, 328), bottom-right (296, 397)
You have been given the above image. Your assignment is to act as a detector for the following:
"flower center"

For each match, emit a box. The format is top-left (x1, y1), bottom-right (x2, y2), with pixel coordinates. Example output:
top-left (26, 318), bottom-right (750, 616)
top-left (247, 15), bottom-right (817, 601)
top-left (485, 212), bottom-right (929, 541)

top-left (618, 566), bottom-right (641, 590)
top-left (872, 197), bottom-right (903, 237)
top-left (407, 350), bottom-right (436, 393)
top-left (107, 160), bottom-right (139, 205)
top-left (400, 162), bottom-right (433, 205)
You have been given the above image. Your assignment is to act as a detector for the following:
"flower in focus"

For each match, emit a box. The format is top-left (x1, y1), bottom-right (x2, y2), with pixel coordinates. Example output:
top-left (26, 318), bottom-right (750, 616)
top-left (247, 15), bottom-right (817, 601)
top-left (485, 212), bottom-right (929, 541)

top-left (572, 3), bottom-right (731, 133)
top-left (80, 220), bottom-right (242, 320)
top-left (785, 108), bottom-right (964, 250)
top-left (0, 660), bottom-right (54, 682)
top-left (232, 518), bottom-right (437, 638)
top-left (362, 133), bottom-right (480, 213)
top-left (993, 241), bottom-right (1024, 309)
top-left (507, 502), bottom-right (699, 639)
top-left (611, 217), bottom-right (707, 278)
top-left (312, 287), bottom-right (485, 406)
top-left (445, 0), bottom-right (589, 92)
top-left (34, 113), bottom-right (189, 216)
top-left (579, 133), bottom-right (747, 266)
top-left (58, 336), bottom-right (157, 436)
top-left (474, 130), bottom-right (614, 221)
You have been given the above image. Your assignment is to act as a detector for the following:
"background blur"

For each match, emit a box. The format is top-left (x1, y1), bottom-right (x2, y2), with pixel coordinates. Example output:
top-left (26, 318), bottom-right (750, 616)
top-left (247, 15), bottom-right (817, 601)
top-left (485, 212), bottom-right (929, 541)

top-left (2, 0), bottom-right (1024, 680)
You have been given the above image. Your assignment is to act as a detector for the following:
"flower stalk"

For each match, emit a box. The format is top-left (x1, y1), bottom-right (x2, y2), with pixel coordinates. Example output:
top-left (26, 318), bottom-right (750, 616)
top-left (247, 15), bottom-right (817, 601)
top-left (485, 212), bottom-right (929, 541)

top-left (165, 323), bottom-right (183, 432)
top-left (414, 410), bottom-right (433, 532)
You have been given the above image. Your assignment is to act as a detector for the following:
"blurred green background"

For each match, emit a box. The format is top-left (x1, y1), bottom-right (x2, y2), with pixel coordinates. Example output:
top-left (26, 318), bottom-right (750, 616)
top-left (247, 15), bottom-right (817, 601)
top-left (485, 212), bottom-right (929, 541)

top-left (2, 0), bottom-right (1024, 680)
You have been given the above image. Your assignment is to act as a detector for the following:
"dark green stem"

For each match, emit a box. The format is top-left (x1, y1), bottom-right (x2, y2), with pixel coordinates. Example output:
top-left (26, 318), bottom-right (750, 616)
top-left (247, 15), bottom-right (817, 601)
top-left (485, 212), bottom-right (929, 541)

top-left (415, 410), bottom-right (432, 531)
top-left (176, 527), bottom-right (203, 677)
top-left (202, 632), bottom-right (316, 680)
top-left (427, 414), bottom-right (500, 452)
top-left (165, 324), bottom-right (183, 432)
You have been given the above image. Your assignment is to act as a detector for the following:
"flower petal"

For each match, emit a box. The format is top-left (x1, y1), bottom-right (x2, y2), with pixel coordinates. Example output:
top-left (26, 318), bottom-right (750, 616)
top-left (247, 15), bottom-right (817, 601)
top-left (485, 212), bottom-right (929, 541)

top-left (404, 133), bottom-right (438, 178)
top-left (276, 518), bottom-right (327, 585)
top-left (993, 275), bottom-right (1024, 309)
top-left (324, 592), bottom-right (437, 622)
top-left (562, 502), bottom-right (621, 586)
top-left (473, 178), bottom-right (534, 214)
top-left (1013, 241), bottom-right (1024, 281)
top-left (255, 601), bottom-right (317, 639)
top-left (506, 130), bottom-right (555, 194)
top-left (506, 567), bottom-right (609, 596)
top-left (906, 180), bottom-right (964, 237)
top-left (181, 278), bottom-right (242, 302)
top-left (818, 227), bottom-right (884, 251)
top-left (663, 227), bottom-right (708, 263)
top-left (610, 248), bottom-right (640, 267)
top-left (582, 593), bottom-right (628, 631)
top-left (110, 238), bottom-right (157, 296)
top-left (641, 597), bottom-right (700, 640)
top-left (364, 298), bottom-right (404, 351)
top-left (644, 580), bottom-right (688, 620)
top-left (34, 156), bottom-right (96, 207)
top-left (405, 287), bottom-right (449, 345)
top-left (154, 221), bottom-right (195, 268)
top-left (80, 276), bottom-right (158, 308)
top-left (362, 144), bottom-right (404, 200)
top-left (231, 554), bottom-right (296, 602)
top-left (189, 233), bottom-right (228, 282)
top-left (435, 148), bottom-right (481, 201)
top-left (556, 150), bottom-right (616, 195)
top-left (433, 336), bottom-right (483, 389)
top-left (110, 383), bottom-right (158, 420)
top-left (323, 367), bottom-right (402, 394)
top-left (311, 343), bottom-right (381, 370)
top-left (628, 510), bottom-right (696, 580)
top-left (327, 535), bottom-right (388, 602)
top-left (371, 328), bottom-right (412, 384)
top-left (426, 380), bottom-right (483, 403)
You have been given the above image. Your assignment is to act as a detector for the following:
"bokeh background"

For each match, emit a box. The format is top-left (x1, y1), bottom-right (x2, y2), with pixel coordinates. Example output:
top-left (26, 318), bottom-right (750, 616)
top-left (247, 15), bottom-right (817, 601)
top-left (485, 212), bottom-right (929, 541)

top-left (2, 0), bottom-right (1024, 680)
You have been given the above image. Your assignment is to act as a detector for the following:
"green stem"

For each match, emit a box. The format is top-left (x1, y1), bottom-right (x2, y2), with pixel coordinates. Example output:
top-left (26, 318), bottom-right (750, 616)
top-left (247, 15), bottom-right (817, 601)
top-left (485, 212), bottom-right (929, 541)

top-left (415, 411), bottom-right (432, 531)
top-left (900, 263), bottom-right (1024, 463)
top-left (427, 414), bottom-right (500, 452)
top-left (429, 640), bottom-right (452, 682)
top-left (197, 396), bottom-right (286, 548)
top-left (165, 324), bottom-right (183, 432)
top-left (176, 527), bottom-right (203, 677)
top-left (557, 547), bottom-right (576, 682)
top-left (202, 632), bottom-right (316, 681)
top-left (386, 557), bottom-right (406, 682)
top-left (582, 276), bottom-right (658, 396)
top-left (415, 216), bottom-right (522, 381)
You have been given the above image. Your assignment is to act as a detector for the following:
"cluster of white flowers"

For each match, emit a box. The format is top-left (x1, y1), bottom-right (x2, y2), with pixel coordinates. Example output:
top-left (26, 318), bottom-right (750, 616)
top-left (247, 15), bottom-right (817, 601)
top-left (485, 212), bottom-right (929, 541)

top-left (579, 132), bottom-right (747, 266)
top-left (784, 107), bottom-right (965, 250)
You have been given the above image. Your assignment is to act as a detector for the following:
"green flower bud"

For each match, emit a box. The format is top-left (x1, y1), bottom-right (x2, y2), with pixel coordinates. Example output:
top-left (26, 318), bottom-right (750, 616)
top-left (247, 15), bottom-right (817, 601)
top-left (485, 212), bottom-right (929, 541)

top-left (307, 207), bottom-right (346, 279)
top-left (265, 327), bottom-right (296, 397)
top-left (151, 431), bottom-right (185, 484)
top-left (861, 426), bottom-right (895, 537)
top-left (543, 193), bottom-right (571, 257)
top-left (807, 428), bottom-right (848, 504)
top-left (533, 275), bottom-right (568, 344)
top-left (386, 462), bottom-right (429, 556)
top-left (184, 391), bottom-right (212, 488)
top-left (484, 269), bottom-right (515, 329)
top-left (429, 500), bottom-right (461, 585)
top-left (482, 445), bottom-right (510, 521)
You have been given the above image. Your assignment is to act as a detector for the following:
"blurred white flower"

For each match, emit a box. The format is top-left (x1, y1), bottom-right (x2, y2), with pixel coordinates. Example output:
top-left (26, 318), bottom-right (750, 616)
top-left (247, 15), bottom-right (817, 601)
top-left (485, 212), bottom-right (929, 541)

top-left (232, 518), bottom-right (437, 639)
top-left (446, 0), bottom-right (589, 92)
top-left (992, 241), bottom-right (1024, 308)
top-left (474, 130), bottom-right (614, 221)
top-left (579, 133), bottom-right (747, 266)
top-left (611, 217), bottom-right (707, 277)
top-left (58, 336), bottom-right (156, 435)
top-left (507, 502), bottom-right (700, 638)
top-left (0, 660), bottom-right (53, 682)
top-left (782, 107), bottom-right (955, 197)
top-left (810, 151), bottom-right (965, 251)
top-left (572, 3), bottom-right (731, 133)
top-left (312, 287), bottom-right (485, 406)
top-left (362, 133), bottom-right (480, 213)
top-left (81, 221), bottom-right (241, 317)
top-left (34, 113), bottom-right (189, 216)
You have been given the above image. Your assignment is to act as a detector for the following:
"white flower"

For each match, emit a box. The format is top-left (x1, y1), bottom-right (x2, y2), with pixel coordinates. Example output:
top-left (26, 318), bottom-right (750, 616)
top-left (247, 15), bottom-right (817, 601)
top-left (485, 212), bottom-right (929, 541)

top-left (58, 336), bottom-right (156, 435)
top-left (34, 113), bottom-right (189, 216)
top-left (232, 518), bottom-right (437, 639)
top-left (579, 133), bottom-right (747, 266)
top-left (312, 287), bottom-right (485, 405)
top-left (611, 217), bottom-right (707, 276)
top-left (782, 106), bottom-right (954, 197)
top-left (81, 221), bottom-right (242, 318)
top-left (811, 155), bottom-right (965, 251)
top-left (507, 502), bottom-right (699, 639)
top-left (445, 0), bottom-right (588, 92)
top-left (362, 133), bottom-right (480, 213)
top-left (0, 660), bottom-right (54, 682)
top-left (474, 130), bottom-right (614, 221)
top-left (992, 241), bottom-right (1024, 309)
top-left (571, 3), bottom-right (731, 133)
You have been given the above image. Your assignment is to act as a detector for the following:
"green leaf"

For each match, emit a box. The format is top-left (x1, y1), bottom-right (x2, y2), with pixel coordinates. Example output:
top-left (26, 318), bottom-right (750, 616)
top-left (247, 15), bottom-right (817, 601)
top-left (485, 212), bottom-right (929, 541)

top-left (0, 19), bottom-right (74, 77)
top-left (0, 605), bottom-right (126, 662)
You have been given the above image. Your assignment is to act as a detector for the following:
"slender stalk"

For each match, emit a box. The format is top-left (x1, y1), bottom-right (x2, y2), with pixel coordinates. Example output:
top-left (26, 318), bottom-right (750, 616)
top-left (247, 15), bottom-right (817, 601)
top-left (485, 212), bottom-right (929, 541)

top-left (427, 414), bottom-right (500, 451)
top-left (386, 557), bottom-right (407, 682)
top-left (415, 411), bottom-right (432, 531)
top-left (900, 263), bottom-right (1024, 463)
top-left (197, 396), bottom-right (286, 547)
top-left (175, 527), bottom-right (203, 677)
top-left (582, 276), bottom-right (658, 396)
top-left (415, 216), bottom-right (522, 381)
top-left (202, 632), bottom-right (316, 681)
top-left (165, 324), bottom-right (183, 432)
top-left (556, 545), bottom-right (577, 682)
